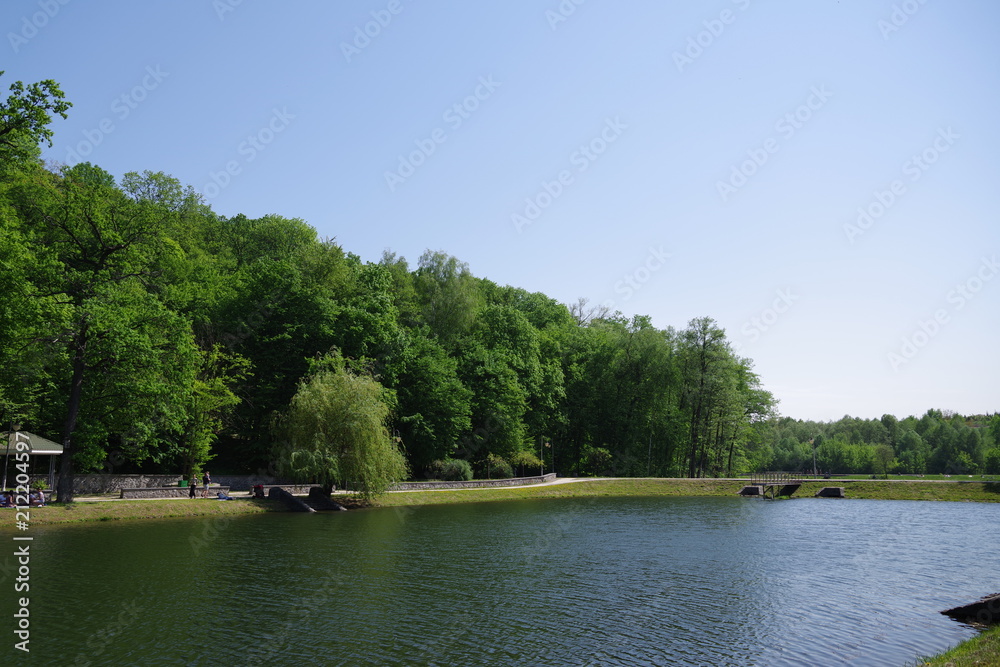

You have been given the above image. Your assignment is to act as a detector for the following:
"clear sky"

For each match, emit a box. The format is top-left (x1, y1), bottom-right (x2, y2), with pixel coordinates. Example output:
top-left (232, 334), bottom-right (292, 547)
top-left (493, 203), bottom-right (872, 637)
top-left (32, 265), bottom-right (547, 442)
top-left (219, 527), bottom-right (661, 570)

top-left (4, 0), bottom-right (998, 422)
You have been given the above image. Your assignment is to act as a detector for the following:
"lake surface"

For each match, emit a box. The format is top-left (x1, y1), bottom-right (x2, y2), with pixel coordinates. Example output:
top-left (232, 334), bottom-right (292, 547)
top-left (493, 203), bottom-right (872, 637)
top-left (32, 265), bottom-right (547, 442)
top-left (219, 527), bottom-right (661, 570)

top-left (4, 496), bottom-right (997, 666)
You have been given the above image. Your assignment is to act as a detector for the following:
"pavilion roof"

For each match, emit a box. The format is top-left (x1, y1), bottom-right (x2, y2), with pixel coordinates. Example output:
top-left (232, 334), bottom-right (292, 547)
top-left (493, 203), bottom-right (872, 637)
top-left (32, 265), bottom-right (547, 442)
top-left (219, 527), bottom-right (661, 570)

top-left (1, 431), bottom-right (63, 456)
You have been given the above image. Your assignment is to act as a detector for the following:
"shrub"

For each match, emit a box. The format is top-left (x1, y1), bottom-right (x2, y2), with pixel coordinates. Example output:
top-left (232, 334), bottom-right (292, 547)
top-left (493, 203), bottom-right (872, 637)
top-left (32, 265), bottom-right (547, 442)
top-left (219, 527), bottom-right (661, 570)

top-left (425, 459), bottom-right (445, 479)
top-left (508, 450), bottom-right (543, 476)
top-left (477, 453), bottom-right (513, 479)
top-left (428, 458), bottom-right (473, 481)
top-left (580, 445), bottom-right (612, 476)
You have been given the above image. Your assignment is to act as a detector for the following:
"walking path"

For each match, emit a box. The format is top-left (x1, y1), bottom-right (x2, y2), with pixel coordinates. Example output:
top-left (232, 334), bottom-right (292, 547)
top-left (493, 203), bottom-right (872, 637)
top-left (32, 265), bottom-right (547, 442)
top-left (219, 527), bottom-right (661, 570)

top-left (385, 476), bottom-right (589, 493)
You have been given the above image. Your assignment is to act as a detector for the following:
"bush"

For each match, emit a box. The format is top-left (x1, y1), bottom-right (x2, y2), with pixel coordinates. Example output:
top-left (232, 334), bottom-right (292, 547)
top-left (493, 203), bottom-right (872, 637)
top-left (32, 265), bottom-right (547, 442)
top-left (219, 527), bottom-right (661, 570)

top-left (428, 458), bottom-right (473, 481)
top-left (477, 453), bottom-right (513, 479)
top-left (508, 450), bottom-right (543, 476)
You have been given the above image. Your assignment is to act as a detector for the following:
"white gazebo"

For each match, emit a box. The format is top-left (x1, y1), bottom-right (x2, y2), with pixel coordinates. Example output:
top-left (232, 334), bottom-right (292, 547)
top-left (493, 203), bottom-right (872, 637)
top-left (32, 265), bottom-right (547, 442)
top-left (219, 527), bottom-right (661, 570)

top-left (1, 431), bottom-right (63, 490)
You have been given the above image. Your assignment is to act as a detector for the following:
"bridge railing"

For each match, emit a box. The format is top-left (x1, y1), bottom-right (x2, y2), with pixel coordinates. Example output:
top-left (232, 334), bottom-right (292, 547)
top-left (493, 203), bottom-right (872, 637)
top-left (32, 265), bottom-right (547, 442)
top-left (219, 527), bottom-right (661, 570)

top-left (749, 471), bottom-right (803, 486)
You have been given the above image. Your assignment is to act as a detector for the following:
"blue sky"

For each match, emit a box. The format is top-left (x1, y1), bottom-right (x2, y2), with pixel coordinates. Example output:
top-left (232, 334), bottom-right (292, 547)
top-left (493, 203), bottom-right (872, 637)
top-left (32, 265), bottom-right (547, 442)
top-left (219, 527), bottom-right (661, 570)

top-left (4, 0), bottom-right (998, 422)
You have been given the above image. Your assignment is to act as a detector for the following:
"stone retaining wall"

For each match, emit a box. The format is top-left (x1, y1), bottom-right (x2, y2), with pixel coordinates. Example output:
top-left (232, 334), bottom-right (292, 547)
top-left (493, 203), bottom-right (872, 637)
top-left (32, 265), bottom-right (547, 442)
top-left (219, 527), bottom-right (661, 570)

top-left (28, 474), bottom-right (298, 494)
top-left (390, 472), bottom-right (557, 491)
top-left (120, 486), bottom-right (231, 499)
top-left (31, 473), bottom-right (555, 495)
top-left (30, 474), bottom-right (184, 494)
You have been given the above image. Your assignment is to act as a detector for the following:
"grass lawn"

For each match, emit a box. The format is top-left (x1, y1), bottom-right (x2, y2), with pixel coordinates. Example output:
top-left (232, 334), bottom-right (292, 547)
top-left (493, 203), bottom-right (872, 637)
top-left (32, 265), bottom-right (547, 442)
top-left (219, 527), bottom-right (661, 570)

top-left (373, 477), bottom-right (1000, 508)
top-left (0, 496), bottom-right (285, 527)
top-left (915, 624), bottom-right (1000, 666)
top-left (885, 474), bottom-right (999, 482)
top-left (794, 480), bottom-right (1000, 503)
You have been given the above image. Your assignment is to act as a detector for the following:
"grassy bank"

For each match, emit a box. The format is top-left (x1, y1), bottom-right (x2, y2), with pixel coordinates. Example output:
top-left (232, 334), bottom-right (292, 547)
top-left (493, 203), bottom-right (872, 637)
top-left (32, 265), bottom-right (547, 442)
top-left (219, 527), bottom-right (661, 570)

top-left (916, 624), bottom-right (1000, 666)
top-left (373, 478), bottom-right (1000, 508)
top-left (795, 479), bottom-right (1000, 503)
top-left (4, 477), bottom-right (998, 528)
top-left (0, 497), bottom-right (284, 528)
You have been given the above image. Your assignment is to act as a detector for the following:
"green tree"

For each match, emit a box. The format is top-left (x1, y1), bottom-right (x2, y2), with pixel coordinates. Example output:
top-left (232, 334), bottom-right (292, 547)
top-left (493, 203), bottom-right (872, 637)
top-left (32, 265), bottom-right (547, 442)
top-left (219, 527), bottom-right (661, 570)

top-left (275, 353), bottom-right (408, 499)
top-left (8, 164), bottom-right (199, 501)
top-left (880, 414), bottom-right (899, 448)
top-left (874, 444), bottom-right (895, 478)
top-left (678, 317), bottom-right (745, 477)
top-left (0, 72), bottom-right (71, 166)
top-left (180, 345), bottom-right (248, 479)
top-left (984, 448), bottom-right (1000, 475)
top-left (384, 331), bottom-right (472, 475)
top-left (896, 429), bottom-right (929, 473)
top-left (211, 227), bottom-right (347, 468)
top-left (414, 250), bottom-right (481, 345)
top-left (989, 415), bottom-right (1000, 448)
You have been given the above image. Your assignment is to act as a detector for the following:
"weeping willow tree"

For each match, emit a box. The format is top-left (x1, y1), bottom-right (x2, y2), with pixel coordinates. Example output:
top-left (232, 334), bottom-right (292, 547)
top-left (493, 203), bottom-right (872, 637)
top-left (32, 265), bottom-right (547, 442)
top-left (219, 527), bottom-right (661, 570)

top-left (275, 353), bottom-right (408, 499)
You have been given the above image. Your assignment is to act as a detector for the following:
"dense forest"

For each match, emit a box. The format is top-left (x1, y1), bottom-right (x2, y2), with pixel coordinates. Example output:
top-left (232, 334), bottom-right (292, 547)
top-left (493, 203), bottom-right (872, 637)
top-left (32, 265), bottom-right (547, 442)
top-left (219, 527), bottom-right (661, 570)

top-left (2, 75), bottom-right (998, 499)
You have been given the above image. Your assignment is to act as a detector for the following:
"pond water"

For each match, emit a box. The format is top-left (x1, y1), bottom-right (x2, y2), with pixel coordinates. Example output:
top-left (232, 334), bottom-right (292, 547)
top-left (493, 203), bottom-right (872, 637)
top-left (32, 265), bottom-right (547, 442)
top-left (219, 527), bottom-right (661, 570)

top-left (4, 496), bottom-right (997, 666)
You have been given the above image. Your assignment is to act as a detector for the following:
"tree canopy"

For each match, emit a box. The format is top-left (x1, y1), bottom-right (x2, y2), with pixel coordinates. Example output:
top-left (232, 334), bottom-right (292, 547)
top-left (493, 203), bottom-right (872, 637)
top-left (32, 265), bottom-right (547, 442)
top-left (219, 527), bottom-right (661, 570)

top-left (3, 74), bottom-right (996, 502)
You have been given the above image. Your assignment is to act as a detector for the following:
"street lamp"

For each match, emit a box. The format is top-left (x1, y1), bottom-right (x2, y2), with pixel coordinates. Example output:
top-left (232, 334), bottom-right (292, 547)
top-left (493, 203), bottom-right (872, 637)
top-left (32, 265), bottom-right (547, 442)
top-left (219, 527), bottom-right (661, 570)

top-left (538, 437), bottom-right (551, 476)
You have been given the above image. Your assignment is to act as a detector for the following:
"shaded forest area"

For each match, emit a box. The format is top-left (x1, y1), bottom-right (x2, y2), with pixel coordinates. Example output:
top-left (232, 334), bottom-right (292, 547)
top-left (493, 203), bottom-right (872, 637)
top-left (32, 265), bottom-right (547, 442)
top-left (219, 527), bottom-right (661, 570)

top-left (2, 75), bottom-right (998, 500)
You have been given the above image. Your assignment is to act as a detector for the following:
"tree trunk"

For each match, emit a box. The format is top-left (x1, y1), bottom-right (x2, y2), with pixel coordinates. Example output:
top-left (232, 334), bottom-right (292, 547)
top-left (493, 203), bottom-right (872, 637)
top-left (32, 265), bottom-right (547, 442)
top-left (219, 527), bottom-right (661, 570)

top-left (726, 423), bottom-right (736, 477)
top-left (687, 405), bottom-right (700, 478)
top-left (56, 324), bottom-right (88, 503)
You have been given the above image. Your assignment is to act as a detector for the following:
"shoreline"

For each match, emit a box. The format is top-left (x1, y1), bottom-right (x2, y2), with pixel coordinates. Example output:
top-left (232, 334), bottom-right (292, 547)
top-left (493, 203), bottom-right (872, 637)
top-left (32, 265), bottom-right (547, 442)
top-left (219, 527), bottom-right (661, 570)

top-left (915, 623), bottom-right (1000, 666)
top-left (2, 477), bottom-right (996, 529)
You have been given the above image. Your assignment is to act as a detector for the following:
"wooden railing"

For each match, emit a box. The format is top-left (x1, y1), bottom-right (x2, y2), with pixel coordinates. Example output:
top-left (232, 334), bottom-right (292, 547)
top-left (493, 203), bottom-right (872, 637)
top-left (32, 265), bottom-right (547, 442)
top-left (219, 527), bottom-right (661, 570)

top-left (749, 471), bottom-right (800, 486)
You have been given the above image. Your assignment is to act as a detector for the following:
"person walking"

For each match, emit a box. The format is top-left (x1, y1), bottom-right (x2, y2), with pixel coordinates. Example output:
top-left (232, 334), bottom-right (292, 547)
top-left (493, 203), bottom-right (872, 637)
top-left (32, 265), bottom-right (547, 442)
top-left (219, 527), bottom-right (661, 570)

top-left (201, 470), bottom-right (211, 498)
top-left (189, 476), bottom-right (197, 499)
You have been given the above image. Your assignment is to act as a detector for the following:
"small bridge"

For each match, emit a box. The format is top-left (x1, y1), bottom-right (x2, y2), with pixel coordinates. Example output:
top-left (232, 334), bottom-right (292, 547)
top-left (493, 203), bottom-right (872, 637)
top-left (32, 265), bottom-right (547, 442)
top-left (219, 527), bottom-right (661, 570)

top-left (741, 472), bottom-right (803, 499)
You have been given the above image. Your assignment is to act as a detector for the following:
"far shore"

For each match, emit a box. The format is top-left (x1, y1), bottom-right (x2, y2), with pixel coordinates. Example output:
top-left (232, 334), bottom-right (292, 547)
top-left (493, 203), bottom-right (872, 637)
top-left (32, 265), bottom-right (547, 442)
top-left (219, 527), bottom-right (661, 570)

top-left (2, 476), bottom-right (997, 529)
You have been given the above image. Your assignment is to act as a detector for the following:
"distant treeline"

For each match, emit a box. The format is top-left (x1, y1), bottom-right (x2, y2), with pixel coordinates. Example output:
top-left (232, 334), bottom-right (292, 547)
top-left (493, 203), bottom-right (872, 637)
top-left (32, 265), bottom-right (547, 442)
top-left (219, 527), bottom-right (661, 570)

top-left (767, 411), bottom-right (1000, 476)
